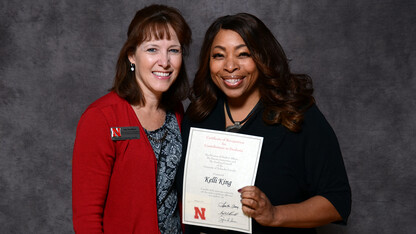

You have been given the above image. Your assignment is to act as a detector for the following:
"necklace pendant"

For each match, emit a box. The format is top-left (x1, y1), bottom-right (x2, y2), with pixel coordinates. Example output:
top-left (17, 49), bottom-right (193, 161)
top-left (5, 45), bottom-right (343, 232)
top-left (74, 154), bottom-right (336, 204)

top-left (224, 99), bottom-right (261, 133)
top-left (225, 123), bottom-right (242, 132)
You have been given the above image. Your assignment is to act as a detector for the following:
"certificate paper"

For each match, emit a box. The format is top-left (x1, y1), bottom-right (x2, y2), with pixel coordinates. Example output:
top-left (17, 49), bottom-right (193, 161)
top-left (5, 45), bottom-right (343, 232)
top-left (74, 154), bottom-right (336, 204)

top-left (182, 127), bottom-right (263, 233)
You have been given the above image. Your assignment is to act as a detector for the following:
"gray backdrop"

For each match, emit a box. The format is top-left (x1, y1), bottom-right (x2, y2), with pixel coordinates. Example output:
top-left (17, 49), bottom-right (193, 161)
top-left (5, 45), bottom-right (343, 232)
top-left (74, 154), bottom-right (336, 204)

top-left (1, 0), bottom-right (415, 233)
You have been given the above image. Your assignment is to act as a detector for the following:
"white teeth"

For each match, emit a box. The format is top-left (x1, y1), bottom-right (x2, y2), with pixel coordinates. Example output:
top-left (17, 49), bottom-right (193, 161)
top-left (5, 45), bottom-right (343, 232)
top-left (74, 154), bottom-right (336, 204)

top-left (225, 79), bottom-right (241, 85)
top-left (153, 72), bottom-right (170, 77)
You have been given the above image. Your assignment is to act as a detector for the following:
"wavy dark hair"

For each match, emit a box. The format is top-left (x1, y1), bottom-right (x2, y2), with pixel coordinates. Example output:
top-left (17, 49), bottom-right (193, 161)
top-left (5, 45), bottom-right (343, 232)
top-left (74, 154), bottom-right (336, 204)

top-left (187, 13), bottom-right (314, 132)
top-left (111, 4), bottom-right (192, 110)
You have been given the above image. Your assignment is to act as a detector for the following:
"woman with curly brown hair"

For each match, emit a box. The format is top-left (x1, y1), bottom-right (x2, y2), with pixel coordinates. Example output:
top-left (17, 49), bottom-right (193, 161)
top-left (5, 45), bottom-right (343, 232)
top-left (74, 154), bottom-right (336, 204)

top-left (178, 13), bottom-right (351, 233)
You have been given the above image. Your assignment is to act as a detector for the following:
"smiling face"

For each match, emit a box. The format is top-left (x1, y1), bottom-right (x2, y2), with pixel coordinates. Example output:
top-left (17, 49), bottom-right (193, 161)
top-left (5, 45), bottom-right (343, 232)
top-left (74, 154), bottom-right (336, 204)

top-left (209, 29), bottom-right (260, 103)
top-left (128, 25), bottom-right (182, 99)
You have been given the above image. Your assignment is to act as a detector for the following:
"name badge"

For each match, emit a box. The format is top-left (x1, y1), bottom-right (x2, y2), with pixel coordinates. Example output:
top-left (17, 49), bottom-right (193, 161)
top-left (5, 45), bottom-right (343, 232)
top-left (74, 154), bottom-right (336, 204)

top-left (110, 127), bottom-right (140, 140)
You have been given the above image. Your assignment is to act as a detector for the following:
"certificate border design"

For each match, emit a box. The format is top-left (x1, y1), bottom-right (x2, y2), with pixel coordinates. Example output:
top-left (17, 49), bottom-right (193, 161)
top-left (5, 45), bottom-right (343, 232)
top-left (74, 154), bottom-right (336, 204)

top-left (182, 127), bottom-right (263, 233)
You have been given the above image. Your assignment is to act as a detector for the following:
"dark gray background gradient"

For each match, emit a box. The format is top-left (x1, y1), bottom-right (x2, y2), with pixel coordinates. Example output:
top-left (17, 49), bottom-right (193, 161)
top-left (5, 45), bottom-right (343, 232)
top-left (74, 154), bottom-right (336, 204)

top-left (1, 0), bottom-right (415, 233)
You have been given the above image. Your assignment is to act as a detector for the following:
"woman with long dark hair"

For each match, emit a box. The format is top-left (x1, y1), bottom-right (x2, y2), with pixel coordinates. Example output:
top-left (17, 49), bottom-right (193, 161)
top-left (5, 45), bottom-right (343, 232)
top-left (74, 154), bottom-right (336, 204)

top-left (178, 13), bottom-right (351, 233)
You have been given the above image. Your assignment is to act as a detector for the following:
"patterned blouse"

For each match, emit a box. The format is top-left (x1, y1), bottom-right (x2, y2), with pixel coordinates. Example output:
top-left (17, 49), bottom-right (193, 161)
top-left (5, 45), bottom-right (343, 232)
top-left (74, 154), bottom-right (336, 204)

top-left (144, 111), bottom-right (182, 234)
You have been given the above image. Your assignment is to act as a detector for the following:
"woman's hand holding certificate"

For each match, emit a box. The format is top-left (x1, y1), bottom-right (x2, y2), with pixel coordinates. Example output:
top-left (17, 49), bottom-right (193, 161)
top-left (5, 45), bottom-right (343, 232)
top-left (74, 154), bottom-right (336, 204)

top-left (182, 127), bottom-right (263, 233)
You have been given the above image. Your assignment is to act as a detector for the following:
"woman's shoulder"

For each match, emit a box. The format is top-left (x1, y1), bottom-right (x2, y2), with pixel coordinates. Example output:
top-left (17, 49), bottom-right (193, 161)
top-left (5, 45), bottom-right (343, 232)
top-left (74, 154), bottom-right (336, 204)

top-left (86, 92), bottom-right (126, 110)
top-left (78, 92), bottom-right (130, 125)
top-left (302, 104), bottom-right (337, 136)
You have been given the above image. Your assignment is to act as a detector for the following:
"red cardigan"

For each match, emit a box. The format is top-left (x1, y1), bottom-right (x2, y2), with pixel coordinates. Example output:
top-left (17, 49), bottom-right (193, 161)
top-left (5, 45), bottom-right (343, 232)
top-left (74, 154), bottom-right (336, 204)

top-left (72, 92), bottom-right (183, 233)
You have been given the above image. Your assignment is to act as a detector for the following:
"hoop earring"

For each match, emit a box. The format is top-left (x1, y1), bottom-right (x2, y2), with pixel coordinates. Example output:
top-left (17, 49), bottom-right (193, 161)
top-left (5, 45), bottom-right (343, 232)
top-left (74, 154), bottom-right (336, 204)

top-left (130, 63), bottom-right (135, 72)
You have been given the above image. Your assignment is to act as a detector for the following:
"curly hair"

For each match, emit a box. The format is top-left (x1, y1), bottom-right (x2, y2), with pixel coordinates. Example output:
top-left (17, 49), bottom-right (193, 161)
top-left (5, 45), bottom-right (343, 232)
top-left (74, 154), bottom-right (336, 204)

top-left (187, 13), bottom-right (314, 132)
top-left (111, 4), bottom-right (192, 110)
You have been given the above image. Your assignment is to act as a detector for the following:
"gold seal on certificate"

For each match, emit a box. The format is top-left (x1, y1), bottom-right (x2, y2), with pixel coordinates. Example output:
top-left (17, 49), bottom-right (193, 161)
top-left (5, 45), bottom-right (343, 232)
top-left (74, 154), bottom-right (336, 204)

top-left (182, 127), bottom-right (263, 233)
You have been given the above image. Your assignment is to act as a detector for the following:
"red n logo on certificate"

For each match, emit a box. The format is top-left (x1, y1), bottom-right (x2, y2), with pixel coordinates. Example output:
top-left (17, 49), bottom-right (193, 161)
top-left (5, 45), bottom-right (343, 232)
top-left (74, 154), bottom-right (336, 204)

top-left (111, 127), bottom-right (121, 137)
top-left (194, 207), bottom-right (206, 220)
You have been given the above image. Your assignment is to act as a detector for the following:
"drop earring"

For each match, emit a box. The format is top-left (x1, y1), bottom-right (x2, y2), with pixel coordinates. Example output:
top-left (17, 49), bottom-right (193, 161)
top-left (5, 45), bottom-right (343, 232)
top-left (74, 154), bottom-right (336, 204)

top-left (130, 63), bottom-right (135, 72)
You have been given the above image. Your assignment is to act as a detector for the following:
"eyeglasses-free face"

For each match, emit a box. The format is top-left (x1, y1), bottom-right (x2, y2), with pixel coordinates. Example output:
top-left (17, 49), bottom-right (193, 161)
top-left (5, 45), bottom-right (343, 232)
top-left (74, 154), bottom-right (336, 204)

top-left (128, 25), bottom-right (182, 99)
top-left (209, 29), bottom-right (260, 104)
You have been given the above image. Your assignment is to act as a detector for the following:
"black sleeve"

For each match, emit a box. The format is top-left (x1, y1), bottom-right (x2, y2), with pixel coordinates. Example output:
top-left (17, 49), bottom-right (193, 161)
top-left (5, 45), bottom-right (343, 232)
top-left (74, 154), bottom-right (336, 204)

top-left (303, 105), bottom-right (352, 224)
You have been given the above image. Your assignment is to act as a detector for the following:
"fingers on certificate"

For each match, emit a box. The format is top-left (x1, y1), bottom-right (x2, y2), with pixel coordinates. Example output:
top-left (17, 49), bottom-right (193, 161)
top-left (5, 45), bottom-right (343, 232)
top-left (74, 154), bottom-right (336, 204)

top-left (239, 186), bottom-right (276, 226)
top-left (183, 128), bottom-right (263, 233)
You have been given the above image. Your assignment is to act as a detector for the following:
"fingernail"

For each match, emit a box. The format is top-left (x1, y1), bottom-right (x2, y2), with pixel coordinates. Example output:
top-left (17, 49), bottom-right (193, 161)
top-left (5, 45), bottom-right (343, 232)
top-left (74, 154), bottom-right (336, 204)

top-left (238, 188), bottom-right (242, 192)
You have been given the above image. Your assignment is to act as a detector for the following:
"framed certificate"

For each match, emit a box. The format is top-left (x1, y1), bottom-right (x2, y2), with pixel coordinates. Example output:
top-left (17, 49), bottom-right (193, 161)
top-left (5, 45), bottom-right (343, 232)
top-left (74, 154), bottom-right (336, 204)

top-left (182, 127), bottom-right (263, 233)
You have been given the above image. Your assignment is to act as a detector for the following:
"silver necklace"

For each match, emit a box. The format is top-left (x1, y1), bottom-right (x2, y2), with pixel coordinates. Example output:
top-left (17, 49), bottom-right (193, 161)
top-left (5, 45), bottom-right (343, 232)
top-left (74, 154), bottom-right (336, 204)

top-left (225, 99), bottom-right (261, 132)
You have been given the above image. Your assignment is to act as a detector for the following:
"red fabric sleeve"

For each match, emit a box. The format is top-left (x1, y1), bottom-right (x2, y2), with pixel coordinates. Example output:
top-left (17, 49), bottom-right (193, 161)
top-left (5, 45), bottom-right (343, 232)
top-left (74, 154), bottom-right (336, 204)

top-left (72, 107), bottom-right (115, 234)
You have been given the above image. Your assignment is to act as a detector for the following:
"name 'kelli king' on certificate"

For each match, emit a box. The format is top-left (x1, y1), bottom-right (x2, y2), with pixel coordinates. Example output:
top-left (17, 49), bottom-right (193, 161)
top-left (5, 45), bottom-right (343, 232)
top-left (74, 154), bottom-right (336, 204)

top-left (182, 127), bottom-right (263, 233)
